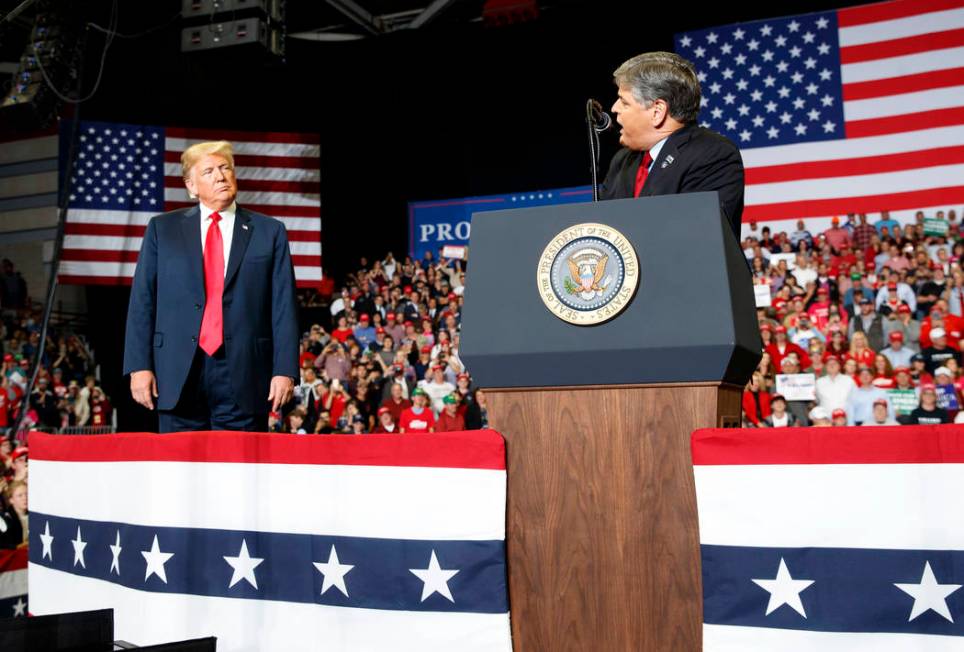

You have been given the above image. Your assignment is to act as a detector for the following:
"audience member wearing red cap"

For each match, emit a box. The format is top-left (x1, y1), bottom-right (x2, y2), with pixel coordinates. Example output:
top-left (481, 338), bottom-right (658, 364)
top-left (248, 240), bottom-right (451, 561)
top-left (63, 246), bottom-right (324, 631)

top-left (765, 326), bottom-right (812, 372)
top-left (372, 406), bottom-right (398, 434)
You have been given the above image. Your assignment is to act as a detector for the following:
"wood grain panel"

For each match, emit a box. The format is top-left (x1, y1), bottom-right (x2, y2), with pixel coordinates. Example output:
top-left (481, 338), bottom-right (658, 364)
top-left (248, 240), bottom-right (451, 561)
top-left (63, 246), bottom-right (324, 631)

top-left (489, 384), bottom-right (739, 651)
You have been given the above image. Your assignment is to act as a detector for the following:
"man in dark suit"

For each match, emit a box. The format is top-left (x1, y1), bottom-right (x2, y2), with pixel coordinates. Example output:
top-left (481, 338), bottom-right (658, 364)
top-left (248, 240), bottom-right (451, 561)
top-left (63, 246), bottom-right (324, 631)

top-left (123, 141), bottom-right (298, 433)
top-left (600, 51), bottom-right (745, 239)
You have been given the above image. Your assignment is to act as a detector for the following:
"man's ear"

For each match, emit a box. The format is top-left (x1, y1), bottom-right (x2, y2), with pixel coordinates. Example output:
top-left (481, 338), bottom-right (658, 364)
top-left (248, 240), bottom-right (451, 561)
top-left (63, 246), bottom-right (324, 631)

top-left (652, 99), bottom-right (670, 128)
top-left (184, 176), bottom-right (197, 199)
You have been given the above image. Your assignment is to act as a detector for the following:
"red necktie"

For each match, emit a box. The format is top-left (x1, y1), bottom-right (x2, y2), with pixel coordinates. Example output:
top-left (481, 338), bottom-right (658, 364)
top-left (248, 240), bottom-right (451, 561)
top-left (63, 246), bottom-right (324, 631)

top-left (199, 212), bottom-right (225, 356)
top-left (633, 150), bottom-right (653, 198)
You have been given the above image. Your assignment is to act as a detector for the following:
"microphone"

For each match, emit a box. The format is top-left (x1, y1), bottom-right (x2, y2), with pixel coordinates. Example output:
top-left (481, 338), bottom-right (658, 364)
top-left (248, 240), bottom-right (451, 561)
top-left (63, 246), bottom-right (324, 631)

top-left (587, 99), bottom-right (612, 132)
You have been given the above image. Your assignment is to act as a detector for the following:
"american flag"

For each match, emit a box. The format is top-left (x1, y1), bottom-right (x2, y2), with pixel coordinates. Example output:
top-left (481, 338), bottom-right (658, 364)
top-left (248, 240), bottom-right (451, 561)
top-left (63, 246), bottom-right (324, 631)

top-left (28, 430), bottom-right (511, 651)
top-left (58, 121), bottom-right (322, 286)
top-left (693, 424), bottom-right (964, 649)
top-left (675, 0), bottom-right (964, 226)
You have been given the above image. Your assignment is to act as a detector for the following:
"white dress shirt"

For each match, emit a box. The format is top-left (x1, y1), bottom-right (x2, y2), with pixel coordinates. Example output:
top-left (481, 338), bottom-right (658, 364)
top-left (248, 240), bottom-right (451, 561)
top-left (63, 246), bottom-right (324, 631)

top-left (647, 136), bottom-right (669, 171)
top-left (199, 201), bottom-right (236, 276)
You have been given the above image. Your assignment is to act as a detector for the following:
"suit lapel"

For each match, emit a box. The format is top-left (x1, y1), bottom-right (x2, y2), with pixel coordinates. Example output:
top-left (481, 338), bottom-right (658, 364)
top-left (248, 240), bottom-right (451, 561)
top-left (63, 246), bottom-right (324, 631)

top-left (180, 206), bottom-right (204, 296)
top-left (224, 207), bottom-right (253, 290)
top-left (641, 124), bottom-right (695, 195)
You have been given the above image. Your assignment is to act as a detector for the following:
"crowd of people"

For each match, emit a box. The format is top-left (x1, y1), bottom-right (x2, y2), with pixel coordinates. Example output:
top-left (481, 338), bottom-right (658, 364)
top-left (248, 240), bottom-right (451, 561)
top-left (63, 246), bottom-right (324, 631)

top-left (743, 208), bottom-right (964, 427)
top-left (0, 259), bottom-right (106, 548)
top-left (281, 252), bottom-right (488, 435)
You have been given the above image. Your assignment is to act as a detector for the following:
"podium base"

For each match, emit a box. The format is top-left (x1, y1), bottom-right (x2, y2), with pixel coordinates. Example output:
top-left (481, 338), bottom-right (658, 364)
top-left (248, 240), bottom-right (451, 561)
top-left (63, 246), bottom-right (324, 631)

top-left (488, 382), bottom-right (741, 651)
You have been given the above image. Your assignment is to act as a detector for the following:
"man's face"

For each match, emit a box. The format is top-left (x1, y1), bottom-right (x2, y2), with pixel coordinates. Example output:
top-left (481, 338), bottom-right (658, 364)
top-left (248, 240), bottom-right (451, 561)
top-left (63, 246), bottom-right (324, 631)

top-left (184, 154), bottom-right (237, 210)
top-left (611, 85), bottom-right (664, 152)
top-left (391, 383), bottom-right (402, 400)
top-left (380, 412), bottom-right (394, 427)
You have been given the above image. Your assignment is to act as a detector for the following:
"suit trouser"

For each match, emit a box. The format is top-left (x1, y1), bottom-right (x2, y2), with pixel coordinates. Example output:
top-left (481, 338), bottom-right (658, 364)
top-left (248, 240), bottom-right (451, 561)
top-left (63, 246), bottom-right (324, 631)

top-left (157, 347), bottom-right (268, 433)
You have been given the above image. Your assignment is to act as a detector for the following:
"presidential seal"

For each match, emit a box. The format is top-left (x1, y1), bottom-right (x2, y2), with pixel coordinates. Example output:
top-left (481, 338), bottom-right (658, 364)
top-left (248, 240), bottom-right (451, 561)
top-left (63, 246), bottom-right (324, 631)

top-left (537, 222), bottom-right (639, 325)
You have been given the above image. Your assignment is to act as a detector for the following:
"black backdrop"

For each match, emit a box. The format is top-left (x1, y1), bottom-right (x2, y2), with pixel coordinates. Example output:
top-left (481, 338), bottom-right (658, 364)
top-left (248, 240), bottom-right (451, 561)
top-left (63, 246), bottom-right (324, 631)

top-left (58, 0), bottom-right (858, 430)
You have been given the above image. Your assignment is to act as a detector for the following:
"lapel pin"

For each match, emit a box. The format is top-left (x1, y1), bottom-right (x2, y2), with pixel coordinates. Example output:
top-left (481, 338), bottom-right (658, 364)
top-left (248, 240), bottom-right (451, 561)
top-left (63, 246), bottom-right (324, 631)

top-left (242, 224), bottom-right (249, 230)
top-left (662, 154), bottom-right (675, 169)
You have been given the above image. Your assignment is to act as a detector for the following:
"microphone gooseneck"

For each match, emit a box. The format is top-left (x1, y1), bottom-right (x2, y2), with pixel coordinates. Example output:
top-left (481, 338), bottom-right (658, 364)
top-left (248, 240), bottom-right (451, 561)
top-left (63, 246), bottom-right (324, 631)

top-left (586, 98), bottom-right (612, 202)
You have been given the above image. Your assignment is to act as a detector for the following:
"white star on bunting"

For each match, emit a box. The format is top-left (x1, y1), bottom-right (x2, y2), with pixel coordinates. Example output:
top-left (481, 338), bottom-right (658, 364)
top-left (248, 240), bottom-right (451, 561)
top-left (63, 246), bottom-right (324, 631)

top-left (313, 545), bottom-right (355, 597)
top-left (895, 561), bottom-right (962, 622)
top-left (40, 522), bottom-right (54, 561)
top-left (224, 539), bottom-right (264, 589)
top-left (142, 535), bottom-right (174, 584)
top-left (752, 558), bottom-right (814, 617)
top-left (109, 530), bottom-right (122, 575)
top-left (71, 527), bottom-right (87, 569)
top-left (410, 550), bottom-right (459, 603)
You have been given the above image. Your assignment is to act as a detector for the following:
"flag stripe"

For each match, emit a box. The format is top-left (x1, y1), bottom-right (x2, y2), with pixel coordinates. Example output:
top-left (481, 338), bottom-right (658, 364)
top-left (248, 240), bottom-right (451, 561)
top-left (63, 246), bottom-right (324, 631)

top-left (56, 275), bottom-right (333, 288)
top-left (0, 157), bottom-right (58, 178)
top-left (838, 0), bottom-right (964, 32)
top-left (696, 464), bottom-right (964, 548)
top-left (839, 26), bottom-right (964, 63)
top-left (693, 425), bottom-right (964, 465)
top-left (843, 66), bottom-right (964, 100)
top-left (845, 105), bottom-right (964, 138)
top-left (30, 566), bottom-right (512, 652)
top-left (30, 510), bottom-right (506, 612)
top-left (704, 624), bottom-right (964, 651)
top-left (745, 144), bottom-right (964, 184)
top-left (165, 140), bottom-right (320, 159)
top-left (741, 124), bottom-right (964, 166)
top-left (162, 176), bottom-right (320, 194)
top-left (840, 45), bottom-right (964, 84)
top-left (0, 135), bottom-right (57, 164)
top-left (748, 163), bottom-right (963, 203)
top-left (165, 127), bottom-right (320, 145)
top-left (163, 188), bottom-right (320, 208)
top-left (58, 261), bottom-right (324, 279)
top-left (28, 431), bottom-right (506, 469)
top-left (843, 85), bottom-right (964, 120)
top-left (742, 185), bottom-right (964, 221)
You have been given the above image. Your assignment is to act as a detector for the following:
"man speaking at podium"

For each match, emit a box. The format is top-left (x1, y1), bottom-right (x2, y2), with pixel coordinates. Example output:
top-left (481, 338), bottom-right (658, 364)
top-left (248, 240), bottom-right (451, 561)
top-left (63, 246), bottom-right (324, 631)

top-left (600, 51), bottom-right (745, 238)
top-left (123, 141), bottom-right (299, 433)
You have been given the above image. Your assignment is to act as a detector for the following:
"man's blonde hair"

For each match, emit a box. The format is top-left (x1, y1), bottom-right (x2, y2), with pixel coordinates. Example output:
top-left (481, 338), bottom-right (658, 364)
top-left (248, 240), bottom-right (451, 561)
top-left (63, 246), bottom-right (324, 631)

top-left (180, 141), bottom-right (235, 179)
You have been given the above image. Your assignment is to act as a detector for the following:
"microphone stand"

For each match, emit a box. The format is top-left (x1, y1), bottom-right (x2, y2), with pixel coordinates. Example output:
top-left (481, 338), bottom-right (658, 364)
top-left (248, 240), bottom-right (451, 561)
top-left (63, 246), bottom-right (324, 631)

top-left (585, 99), bottom-right (610, 202)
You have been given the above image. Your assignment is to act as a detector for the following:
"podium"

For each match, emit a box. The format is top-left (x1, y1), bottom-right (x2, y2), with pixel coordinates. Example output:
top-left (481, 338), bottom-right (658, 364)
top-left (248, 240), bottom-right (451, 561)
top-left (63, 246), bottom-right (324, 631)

top-left (460, 192), bottom-right (760, 650)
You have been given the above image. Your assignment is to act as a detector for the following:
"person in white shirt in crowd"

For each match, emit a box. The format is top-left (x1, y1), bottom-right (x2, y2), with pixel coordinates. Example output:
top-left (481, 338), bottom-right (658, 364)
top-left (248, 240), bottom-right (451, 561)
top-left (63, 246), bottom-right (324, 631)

top-left (417, 365), bottom-right (456, 415)
top-left (792, 254), bottom-right (817, 287)
top-left (763, 394), bottom-right (798, 427)
top-left (875, 280), bottom-right (917, 314)
top-left (815, 356), bottom-right (856, 414)
top-left (881, 331), bottom-right (915, 369)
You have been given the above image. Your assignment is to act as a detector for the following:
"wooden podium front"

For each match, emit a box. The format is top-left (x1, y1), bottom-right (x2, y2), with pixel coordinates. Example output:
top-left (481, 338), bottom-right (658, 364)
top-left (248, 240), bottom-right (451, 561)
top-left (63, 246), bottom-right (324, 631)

top-left (488, 383), bottom-right (741, 651)
top-left (459, 193), bottom-right (760, 650)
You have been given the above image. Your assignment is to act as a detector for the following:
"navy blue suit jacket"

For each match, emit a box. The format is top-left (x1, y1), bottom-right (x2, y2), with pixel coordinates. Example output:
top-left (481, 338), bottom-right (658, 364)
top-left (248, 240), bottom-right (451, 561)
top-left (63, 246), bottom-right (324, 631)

top-left (600, 124), bottom-right (745, 239)
top-left (123, 205), bottom-right (300, 415)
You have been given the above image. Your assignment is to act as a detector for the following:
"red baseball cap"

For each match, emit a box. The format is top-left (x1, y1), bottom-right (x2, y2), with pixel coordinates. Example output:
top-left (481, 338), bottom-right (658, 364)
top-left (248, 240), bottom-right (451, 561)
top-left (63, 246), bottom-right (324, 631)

top-left (359, 314), bottom-right (370, 322)
top-left (2, 354), bottom-right (11, 362)
top-left (420, 345), bottom-right (432, 353)
top-left (386, 313), bottom-right (396, 321)
top-left (375, 327), bottom-right (385, 334)
top-left (831, 408), bottom-right (846, 418)
top-left (894, 366), bottom-right (911, 375)
top-left (873, 398), bottom-right (888, 407)
top-left (11, 447), bottom-right (27, 462)
top-left (887, 282), bottom-right (897, 290)
top-left (377, 406), bottom-right (391, 416)
top-left (817, 287), bottom-right (828, 295)
top-left (447, 292), bottom-right (457, 300)
top-left (897, 304), bottom-right (911, 314)
top-left (403, 320), bottom-right (414, 327)
top-left (775, 325), bottom-right (787, 334)
top-left (403, 285), bottom-right (413, 293)
top-left (457, 373), bottom-right (469, 381)
top-left (759, 323), bottom-right (773, 332)
top-left (889, 331), bottom-right (904, 341)
top-left (921, 383), bottom-right (938, 393)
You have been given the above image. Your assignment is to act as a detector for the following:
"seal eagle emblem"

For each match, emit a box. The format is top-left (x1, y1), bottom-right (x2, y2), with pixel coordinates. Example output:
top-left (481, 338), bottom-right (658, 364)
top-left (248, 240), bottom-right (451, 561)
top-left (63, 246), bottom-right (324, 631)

top-left (537, 222), bottom-right (639, 325)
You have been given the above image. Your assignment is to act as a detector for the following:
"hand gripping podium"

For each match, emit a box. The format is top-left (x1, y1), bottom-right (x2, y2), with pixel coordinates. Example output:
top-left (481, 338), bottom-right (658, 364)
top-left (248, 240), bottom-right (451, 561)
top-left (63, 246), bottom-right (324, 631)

top-left (460, 192), bottom-right (761, 651)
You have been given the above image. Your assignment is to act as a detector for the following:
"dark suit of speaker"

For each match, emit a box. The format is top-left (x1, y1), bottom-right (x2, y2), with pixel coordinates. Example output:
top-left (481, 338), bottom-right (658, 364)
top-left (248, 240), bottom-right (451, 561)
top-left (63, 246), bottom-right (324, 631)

top-left (600, 123), bottom-right (745, 238)
top-left (123, 205), bottom-right (299, 429)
